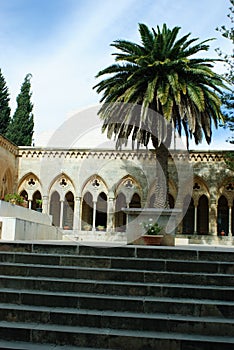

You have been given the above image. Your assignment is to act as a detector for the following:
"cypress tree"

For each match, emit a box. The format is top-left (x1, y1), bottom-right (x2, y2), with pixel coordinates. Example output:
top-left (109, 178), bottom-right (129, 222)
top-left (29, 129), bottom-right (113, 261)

top-left (6, 74), bottom-right (34, 146)
top-left (0, 69), bottom-right (11, 136)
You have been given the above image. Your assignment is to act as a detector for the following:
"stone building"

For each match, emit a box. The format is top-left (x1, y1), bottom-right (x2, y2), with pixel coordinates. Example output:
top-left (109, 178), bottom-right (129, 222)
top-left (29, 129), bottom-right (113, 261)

top-left (0, 134), bottom-right (233, 240)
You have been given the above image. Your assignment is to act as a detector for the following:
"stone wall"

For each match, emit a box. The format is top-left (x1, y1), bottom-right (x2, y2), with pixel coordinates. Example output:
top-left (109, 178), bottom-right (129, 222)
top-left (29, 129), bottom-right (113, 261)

top-left (0, 135), bottom-right (18, 199)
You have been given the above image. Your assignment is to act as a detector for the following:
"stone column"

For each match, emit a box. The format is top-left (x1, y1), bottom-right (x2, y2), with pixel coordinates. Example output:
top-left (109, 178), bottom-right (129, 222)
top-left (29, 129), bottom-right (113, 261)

top-left (73, 196), bottom-right (81, 231)
top-left (107, 197), bottom-right (115, 232)
top-left (59, 200), bottom-right (64, 228)
top-left (228, 206), bottom-right (232, 237)
top-left (194, 205), bottom-right (198, 234)
top-left (209, 198), bottom-right (217, 236)
top-left (28, 200), bottom-right (32, 210)
top-left (193, 196), bottom-right (199, 235)
top-left (92, 201), bottom-right (97, 231)
top-left (42, 196), bottom-right (48, 214)
top-left (125, 201), bottom-right (130, 226)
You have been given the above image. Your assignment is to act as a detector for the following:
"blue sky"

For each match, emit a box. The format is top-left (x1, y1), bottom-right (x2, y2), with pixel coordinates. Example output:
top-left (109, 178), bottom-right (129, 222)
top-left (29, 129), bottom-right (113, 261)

top-left (0, 0), bottom-right (233, 149)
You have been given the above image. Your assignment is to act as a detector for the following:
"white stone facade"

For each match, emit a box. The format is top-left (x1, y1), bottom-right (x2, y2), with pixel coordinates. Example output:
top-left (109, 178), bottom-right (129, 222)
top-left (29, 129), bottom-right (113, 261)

top-left (0, 135), bottom-right (233, 240)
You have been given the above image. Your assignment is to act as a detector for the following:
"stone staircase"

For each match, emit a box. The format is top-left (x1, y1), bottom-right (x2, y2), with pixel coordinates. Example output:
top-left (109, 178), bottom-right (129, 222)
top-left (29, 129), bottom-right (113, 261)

top-left (0, 241), bottom-right (233, 350)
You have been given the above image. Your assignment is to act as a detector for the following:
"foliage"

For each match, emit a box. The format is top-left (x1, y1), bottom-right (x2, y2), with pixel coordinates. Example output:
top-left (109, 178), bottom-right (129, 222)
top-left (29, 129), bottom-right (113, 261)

top-left (6, 74), bottom-right (34, 146)
top-left (216, 0), bottom-right (234, 144)
top-left (4, 193), bottom-right (24, 204)
top-left (36, 199), bottom-right (42, 207)
top-left (0, 69), bottom-right (11, 136)
top-left (94, 23), bottom-right (227, 149)
top-left (97, 225), bottom-right (105, 231)
top-left (94, 23), bottom-right (227, 208)
top-left (142, 219), bottom-right (162, 235)
top-left (224, 151), bottom-right (234, 171)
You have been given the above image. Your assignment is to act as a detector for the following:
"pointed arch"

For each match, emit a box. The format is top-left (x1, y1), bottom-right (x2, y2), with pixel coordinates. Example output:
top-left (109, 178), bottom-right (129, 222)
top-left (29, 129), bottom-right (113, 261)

top-left (197, 194), bottom-right (209, 234)
top-left (49, 191), bottom-right (60, 227)
top-left (96, 192), bottom-right (107, 229)
top-left (32, 190), bottom-right (42, 211)
top-left (1, 168), bottom-right (13, 199)
top-left (81, 175), bottom-right (108, 196)
top-left (63, 191), bottom-right (74, 229)
top-left (192, 176), bottom-right (210, 199)
top-left (48, 173), bottom-right (75, 200)
top-left (81, 192), bottom-right (93, 229)
top-left (183, 196), bottom-right (194, 234)
top-left (81, 175), bottom-right (108, 203)
top-left (18, 172), bottom-right (41, 201)
top-left (129, 193), bottom-right (141, 208)
top-left (115, 192), bottom-right (127, 231)
top-left (115, 175), bottom-right (142, 207)
top-left (217, 195), bottom-right (228, 235)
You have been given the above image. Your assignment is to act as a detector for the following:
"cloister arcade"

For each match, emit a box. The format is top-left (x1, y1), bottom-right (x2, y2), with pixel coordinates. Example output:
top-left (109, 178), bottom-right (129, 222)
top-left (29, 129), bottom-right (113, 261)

top-left (17, 171), bottom-right (234, 236)
top-left (0, 134), bottom-right (233, 238)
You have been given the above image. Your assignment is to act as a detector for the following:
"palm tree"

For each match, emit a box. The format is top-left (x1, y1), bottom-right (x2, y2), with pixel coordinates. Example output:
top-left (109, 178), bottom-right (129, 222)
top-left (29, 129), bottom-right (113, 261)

top-left (94, 23), bottom-right (227, 208)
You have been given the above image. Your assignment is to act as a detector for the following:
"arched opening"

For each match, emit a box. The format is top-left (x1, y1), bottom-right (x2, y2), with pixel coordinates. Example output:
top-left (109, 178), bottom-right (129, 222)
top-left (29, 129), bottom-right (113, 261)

top-left (129, 193), bottom-right (141, 208)
top-left (20, 190), bottom-right (28, 200)
top-left (95, 192), bottom-right (107, 230)
top-left (197, 195), bottom-right (209, 235)
top-left (32, 190), bottom-right (42, 211)
top-left (20, 190), bottom-right (28, 208)
top-left (168, 194), bottom-right (175, 209)
top-left (50, 191), bottom-right (60, 227)
top-left (183, 196), bottom-right (194, 234)
top-left (1, 169), bottom-right (13, 199)
top-left (81, 192), bottom-right (93, 230)
top-left (115, 192), bottom-right (127, 231)
top-left (63, 191), bottom-right (74, 229)
top-left (217, 196), bottom-right (228, 236)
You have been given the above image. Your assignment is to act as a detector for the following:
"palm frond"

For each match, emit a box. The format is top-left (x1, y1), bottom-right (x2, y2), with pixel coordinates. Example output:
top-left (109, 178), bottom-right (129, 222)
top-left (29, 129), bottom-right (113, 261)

top-left (94, 23), bottom-right (226, 149)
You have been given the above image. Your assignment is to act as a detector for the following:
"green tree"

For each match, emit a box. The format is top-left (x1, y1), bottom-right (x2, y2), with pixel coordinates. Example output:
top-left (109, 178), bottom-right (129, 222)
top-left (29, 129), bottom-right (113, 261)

top-left (6, 74), bottom-right (34, 146)
top-left (94, 23), bottom-right (227, 207)
top-left (216, 0), bottom-right (234, 144)
top-left (0, 69), bottom-right (11, 136)
top-left (216, 0), bottom-right (234, 171)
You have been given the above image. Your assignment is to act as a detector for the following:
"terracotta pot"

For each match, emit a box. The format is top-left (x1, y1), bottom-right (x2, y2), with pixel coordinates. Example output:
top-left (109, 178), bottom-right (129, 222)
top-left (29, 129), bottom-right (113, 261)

top-left (142, 235), bottom-right (164, 246)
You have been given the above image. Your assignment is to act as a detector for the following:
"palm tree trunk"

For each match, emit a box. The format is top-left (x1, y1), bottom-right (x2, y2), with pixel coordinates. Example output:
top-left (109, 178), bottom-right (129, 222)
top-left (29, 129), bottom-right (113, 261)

top-left (151, 137), bottom-right (169, 208)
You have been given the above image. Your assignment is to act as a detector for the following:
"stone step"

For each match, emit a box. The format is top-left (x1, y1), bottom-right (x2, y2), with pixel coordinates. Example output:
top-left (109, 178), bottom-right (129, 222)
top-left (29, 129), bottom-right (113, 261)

top-left (0, 262), bottom-right (233, 287)
top-left (1, 275), bottom-right (234, 306)
top-left (1, 303), bottom-right (234, 337)
top-left (0, 339), bottom-right (101, 349)
top-left (1, 281), bottom-right (234, 317)
top-left (0, 242), bottom-right (233, 349)
top-left (1, 241), bottom-right (234, 262)
top-left (1, 287), bottom-right (234, 313)
top-left (0, 321), bottom-right (234, 350)
top-left (0, 251), bottom-right (233, 274)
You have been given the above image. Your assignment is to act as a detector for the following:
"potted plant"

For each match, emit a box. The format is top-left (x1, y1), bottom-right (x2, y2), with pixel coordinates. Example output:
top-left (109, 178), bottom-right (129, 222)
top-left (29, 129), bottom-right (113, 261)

top-left (97, 225), bottom-right (105, 231)
top-left (63, 223), bottom-right (71, 230)
top-left (36, 199), bottom-right (43, 212)
top-left (4, 193), bottom-right (24, 206)
top-left (141, 219), bottom-right (164, 245)
top-left (83, 224), bottom-right (92, 231)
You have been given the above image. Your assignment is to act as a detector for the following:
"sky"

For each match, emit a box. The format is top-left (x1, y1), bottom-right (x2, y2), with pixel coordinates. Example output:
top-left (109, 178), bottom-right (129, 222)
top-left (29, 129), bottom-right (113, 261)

top-left (0, 0), bottom-right (233, 150)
